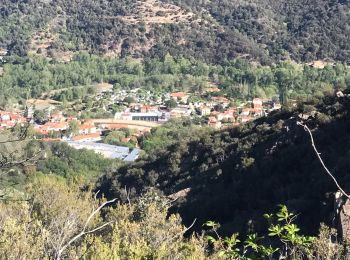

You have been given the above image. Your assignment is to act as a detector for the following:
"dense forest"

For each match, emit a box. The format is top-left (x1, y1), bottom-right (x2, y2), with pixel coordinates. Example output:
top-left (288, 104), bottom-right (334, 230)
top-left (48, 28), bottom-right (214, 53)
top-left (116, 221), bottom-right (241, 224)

top-left (163, 0), bottom-right (350, 62)
top-left (1, 53), bottom-right (350, 107)
top-left (1, 0), bottom-right (350, 63)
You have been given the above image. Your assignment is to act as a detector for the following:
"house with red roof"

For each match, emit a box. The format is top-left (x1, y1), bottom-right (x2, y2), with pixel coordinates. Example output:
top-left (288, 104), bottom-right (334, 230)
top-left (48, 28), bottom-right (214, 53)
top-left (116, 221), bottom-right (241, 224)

top-left (220, 111), bottom-right (236, 121)
top-left (46, 122), bottom-right (68, 131)
top-left (170, 92), bottom-right (189, 103)
top-left (49, 122), bottom-right (69, 131)
top-left (34, 121), bottom-right (69, 135)
top-left (253, 98), bottom-right (263, 109)
top-left (208, 116), bottom-right (222, 129)
top-left (79, 121), bottom-right (97, 135)
top-left (0, 111), bottom-right (27, 128)
top-left (10, 114), bottom-right (27, 124)
top-left (0, 121), bottom-right (15, 128)
top-left (50, 113), bottom-right (65, 123)
top-left (211, 96), bottom-right (230, 107)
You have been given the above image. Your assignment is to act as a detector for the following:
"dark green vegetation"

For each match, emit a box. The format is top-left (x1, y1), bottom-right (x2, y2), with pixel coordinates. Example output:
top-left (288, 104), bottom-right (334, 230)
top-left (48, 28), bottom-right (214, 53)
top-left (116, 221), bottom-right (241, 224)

top-left (0, 1), bottom-right (54, 56)
top-left (1, 54), bottom-right (350, 107)
top-left (139, 117), bottom-right (211, 153)
top-left (98, 93), bottom-right (350, 237)
top-left (164, 0), bottom-right (350, 63)
top-left (0, 134), bottom-right (120, 199)
top-left (36, 141), bottom-right (120, 181)
top-left (1, 0), bottom-right (350, 63)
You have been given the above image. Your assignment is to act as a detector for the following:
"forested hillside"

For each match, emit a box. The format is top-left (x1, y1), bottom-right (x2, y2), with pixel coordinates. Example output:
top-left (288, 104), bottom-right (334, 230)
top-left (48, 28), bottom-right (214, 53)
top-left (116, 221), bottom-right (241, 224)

top-left (98, 92), bottom-right (350, 236)
top-left (164, 0), bottom-right (350, 63)
top-left (1, 0), bottom-right (350, 63)
top-left (3, 0), bottom-right (350, 258)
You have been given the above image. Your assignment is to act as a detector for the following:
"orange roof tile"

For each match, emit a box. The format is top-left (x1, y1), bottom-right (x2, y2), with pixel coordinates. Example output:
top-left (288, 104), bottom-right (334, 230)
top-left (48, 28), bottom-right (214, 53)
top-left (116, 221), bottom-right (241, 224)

top-left (171, 92), bottom-right (187, 98)
top-left (79, 124), bottom-right (95, 130)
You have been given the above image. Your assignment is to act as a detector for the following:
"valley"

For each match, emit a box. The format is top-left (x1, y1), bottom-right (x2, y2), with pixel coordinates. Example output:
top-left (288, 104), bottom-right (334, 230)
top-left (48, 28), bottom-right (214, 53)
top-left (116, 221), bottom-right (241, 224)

top-left (1, 0), bottom-right (350, 259)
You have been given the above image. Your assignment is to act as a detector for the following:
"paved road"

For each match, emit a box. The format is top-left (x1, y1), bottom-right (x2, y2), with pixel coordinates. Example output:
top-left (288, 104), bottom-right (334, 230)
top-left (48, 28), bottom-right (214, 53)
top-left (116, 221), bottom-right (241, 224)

top-left (91, 119), bottom-right (162, 129)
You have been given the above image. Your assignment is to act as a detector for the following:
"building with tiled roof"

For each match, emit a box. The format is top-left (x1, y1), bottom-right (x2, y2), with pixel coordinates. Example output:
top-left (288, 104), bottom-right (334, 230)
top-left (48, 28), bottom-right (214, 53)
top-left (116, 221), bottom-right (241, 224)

top-left (170, 92), bottom-right (189, 103)
top-left (79, 122), bottom-right (97, 135)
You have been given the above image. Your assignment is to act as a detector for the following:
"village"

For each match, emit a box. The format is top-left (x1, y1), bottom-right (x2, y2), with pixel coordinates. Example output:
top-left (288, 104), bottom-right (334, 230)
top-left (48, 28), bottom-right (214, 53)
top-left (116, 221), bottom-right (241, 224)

top-left (0, 83), bottom-right (281, 161)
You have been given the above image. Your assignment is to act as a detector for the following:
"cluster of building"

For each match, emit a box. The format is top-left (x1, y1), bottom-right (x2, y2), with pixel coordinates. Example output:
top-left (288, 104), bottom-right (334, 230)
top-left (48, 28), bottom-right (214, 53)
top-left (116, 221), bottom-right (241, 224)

top-left (94, 83), bottom-right (282, 129)
top-left (109, 91), bottom-right (281, 130)
top-left (97, 85), bottom-right (164, 106)
top-left (0, 111), bottom-right (27, 129)
top-left (197, 97), bottom-right (260, 129)
top-left (32, 113), bottom-right (143, 160)
top-left (114, 103), bottom-right (169, 122)
top-left (0, 83), bottom-right (282, 161)
top-left (206, 97), bottom-right (282, 129)
top-left (33, 114), bottom-right (101, 141)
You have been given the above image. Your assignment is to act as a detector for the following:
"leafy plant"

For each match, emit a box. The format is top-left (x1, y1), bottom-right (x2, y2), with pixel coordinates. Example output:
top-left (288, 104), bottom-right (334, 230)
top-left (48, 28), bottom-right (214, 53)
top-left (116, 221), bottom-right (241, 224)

top-left (204, 205), bottom-right (314, 259)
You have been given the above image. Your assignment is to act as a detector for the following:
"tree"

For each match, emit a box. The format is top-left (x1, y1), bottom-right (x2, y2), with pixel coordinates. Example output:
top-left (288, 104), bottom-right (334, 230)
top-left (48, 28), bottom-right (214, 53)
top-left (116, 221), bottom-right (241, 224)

top-left (33, 110), bottom-right (47, 124)
top-left (104, 130), bottom-right (125, 145)
top-left (67, 120), bottom-right (79, 137)
top-left (0, 178), bottom-right (206, 259)
top-left (123, 96), bottom-right (135, 104)
top-left (165, 99), bottom-right (177, 108)
top-left (0, 124), bottom-right (44, 200)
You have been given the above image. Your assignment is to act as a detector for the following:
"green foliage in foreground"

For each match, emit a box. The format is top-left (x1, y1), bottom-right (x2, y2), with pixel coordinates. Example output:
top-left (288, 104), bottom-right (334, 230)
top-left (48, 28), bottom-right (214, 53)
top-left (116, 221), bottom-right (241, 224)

top-left (0, 175), bottom-right (348, 259)
top-left (205, 205), bottom-right (315, 259)
top-left (0, 176), bottom-right (206, 259)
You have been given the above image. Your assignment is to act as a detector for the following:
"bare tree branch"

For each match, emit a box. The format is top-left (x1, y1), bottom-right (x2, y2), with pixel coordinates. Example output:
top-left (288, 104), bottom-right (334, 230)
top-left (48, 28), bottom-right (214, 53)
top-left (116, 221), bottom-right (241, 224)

top-left (0, 122), bottom-right (31, 144)
top-left (0, 151), bottom-right (41, 169)
top-left (56, 197), bottom-right (117, 260)
top-left (167, 218), bottom-right (197, 244)
top-left (297, 121), bottom-right (350, 200)
top-left (0, 122), bottom-right (39, 170)
top-left (124, 186), bottom-right (131, 208)
top-left (93, 190), bottom-right (100, 211)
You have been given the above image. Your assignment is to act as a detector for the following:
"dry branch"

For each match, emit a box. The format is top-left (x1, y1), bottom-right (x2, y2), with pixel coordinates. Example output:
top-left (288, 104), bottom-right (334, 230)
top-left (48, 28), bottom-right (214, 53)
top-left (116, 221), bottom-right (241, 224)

top-left (297, 121), bottom-right (350, 200)
top-left (56, 198), bottom-right (117, 260)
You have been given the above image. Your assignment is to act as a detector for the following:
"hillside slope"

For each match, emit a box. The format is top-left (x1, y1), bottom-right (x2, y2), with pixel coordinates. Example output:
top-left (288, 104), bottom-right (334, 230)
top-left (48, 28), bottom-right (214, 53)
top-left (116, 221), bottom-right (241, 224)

top-left (164, 0), bottom-right (350, 63)
top-left (1, 0), bottom-right (350, 63)
top-left (98, 93), bottom-right (350, 236)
